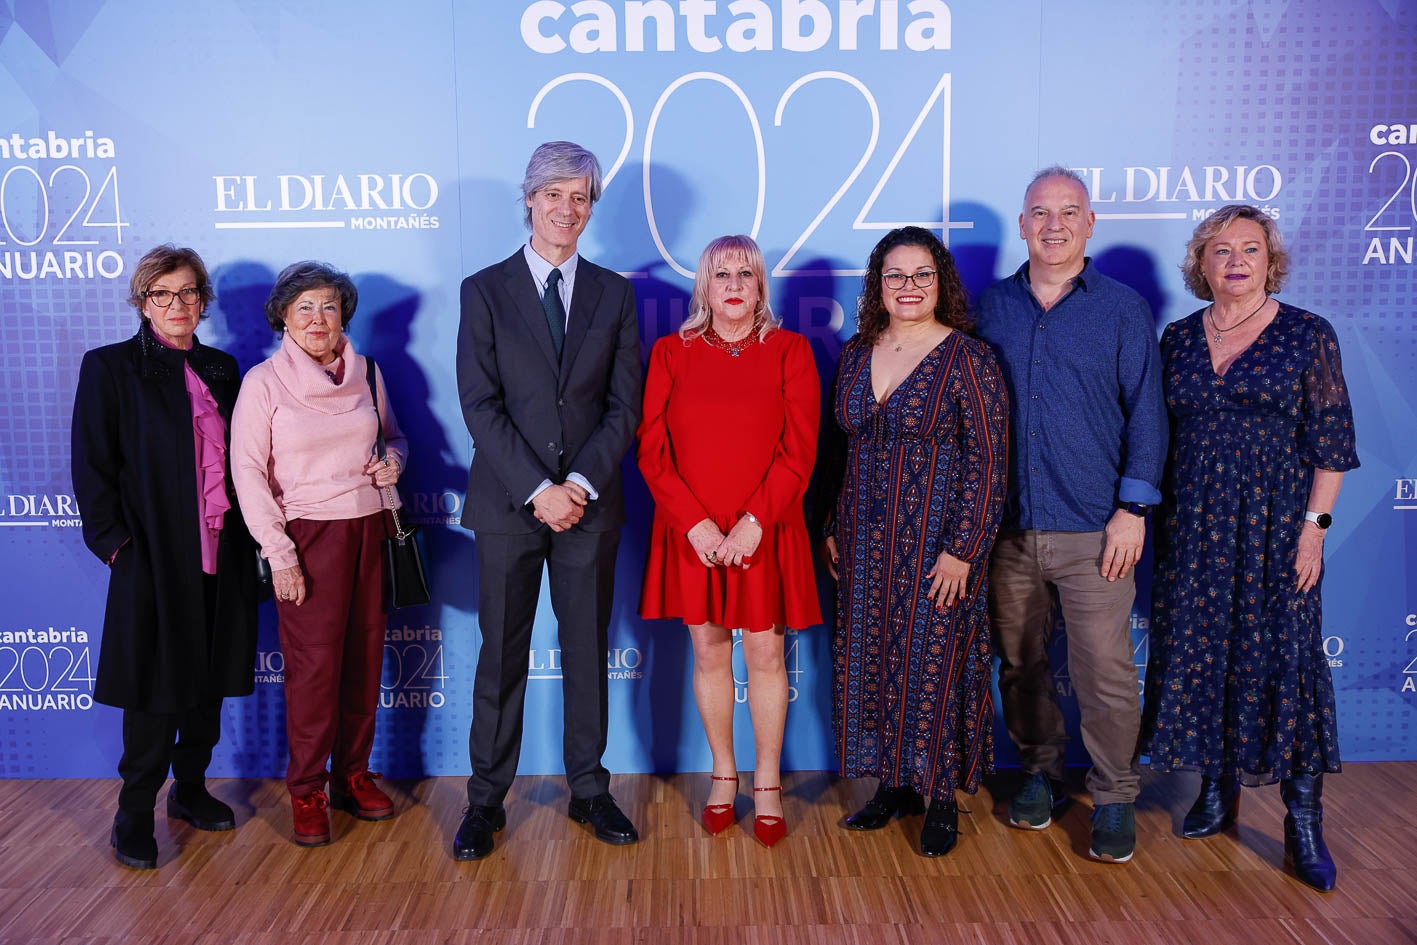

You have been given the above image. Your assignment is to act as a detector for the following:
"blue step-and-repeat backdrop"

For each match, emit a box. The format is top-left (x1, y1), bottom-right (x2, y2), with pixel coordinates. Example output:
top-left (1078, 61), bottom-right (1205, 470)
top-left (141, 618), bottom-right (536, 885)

top-left (2, 1), bottom-right (1414, 779)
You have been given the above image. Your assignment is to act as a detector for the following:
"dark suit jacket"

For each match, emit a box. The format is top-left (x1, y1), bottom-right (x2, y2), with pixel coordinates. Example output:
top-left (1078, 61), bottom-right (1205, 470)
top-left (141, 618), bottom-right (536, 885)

top-left (457, 249), bottom-right (642, 534)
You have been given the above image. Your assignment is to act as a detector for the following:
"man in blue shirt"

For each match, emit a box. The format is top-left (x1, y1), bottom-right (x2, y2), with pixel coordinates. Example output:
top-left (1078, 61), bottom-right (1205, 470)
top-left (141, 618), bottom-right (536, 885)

top-left (975, 166), bottom-right (1166, 864)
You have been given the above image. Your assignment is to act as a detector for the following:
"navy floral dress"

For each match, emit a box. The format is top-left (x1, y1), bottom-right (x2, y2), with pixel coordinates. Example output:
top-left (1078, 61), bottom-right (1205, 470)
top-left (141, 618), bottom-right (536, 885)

top-left (832, 332), bottom-right (1008, 799)
top-left (1141, 303), bottom-right (1358, 783)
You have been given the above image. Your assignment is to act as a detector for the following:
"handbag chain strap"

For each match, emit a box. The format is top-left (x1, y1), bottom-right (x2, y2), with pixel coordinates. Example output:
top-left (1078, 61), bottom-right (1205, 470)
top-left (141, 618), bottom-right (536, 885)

top-left (365, 357), bottom-right (412, 541)
top-left (384, 486), bottom-right (413, 541)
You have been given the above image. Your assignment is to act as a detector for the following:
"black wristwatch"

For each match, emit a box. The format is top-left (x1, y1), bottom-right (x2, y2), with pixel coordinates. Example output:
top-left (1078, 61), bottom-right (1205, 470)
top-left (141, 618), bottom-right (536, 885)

top-left (1116, 501), bottom-right (1151, 517)
top-left (1304, 510), bottom-right (1333, 530)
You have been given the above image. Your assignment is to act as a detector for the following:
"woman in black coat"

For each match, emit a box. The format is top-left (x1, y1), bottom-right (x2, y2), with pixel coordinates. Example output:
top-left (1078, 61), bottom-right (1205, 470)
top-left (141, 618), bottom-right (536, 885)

top-left (71, 245), bottom-right (259, 870)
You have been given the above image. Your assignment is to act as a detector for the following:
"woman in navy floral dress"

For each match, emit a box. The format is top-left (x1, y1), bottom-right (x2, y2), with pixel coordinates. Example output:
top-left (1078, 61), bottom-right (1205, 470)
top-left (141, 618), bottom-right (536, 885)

top-left (1141, 205), bottom-right (1359, 892)
top-left (824, 227), bottom-right (1008, 858)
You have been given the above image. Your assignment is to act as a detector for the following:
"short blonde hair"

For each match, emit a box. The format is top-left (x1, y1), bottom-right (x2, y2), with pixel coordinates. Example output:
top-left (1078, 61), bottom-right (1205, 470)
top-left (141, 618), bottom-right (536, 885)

top-left (679, 235), bottom-right (778, 342)
top-left (1181, 204), bottom-right (1290, 301)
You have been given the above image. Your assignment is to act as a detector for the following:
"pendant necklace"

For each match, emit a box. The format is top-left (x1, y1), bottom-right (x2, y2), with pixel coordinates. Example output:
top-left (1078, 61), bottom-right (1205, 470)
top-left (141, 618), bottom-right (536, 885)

top-left (1209, 295), bottom-right (1269, 344)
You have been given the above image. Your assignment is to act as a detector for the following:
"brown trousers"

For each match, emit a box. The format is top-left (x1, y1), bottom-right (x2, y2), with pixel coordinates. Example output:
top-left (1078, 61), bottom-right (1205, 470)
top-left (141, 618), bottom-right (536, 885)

top-left (989, 529), bottom-right (1141, 805)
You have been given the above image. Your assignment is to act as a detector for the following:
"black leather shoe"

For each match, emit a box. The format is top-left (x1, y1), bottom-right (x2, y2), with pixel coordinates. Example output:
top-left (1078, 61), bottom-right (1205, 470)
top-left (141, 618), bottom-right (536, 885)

top-left (452, 805), bottom-right (506, 861)
top-left (167, 783), bottom-right (236, 831)
top-left (111, 810), bottom-right (158, 870)
top-left (1281, 775), bottom-right (1337, 892)
top-left (844, 783), bottom-right (925, 831)
top-left (1182, 775), bottom-right (1239, 839)
top-left (567, 793), bottom-right (638, 845)
top-left (919, 800), bottom-right (958, 857)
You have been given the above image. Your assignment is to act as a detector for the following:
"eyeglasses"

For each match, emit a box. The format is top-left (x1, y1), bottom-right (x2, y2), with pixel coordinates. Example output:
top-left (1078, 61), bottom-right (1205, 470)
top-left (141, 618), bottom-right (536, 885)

top-left (882, 270), bottom-right (936, 290)
top-left (144, 287), bottom-right (203, 308)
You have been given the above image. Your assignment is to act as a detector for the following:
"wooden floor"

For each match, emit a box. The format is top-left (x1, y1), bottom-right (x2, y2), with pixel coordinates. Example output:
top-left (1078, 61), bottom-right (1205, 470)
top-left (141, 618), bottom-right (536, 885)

top-left (0, 766), bottom-right (1414, 945)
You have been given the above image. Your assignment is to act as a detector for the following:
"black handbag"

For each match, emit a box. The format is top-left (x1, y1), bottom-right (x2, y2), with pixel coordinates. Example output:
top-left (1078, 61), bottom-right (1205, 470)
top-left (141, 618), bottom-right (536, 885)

top-left (366, 358), bottom-right (431, 608)
top-left (254, 550), bottom-right (274, 601)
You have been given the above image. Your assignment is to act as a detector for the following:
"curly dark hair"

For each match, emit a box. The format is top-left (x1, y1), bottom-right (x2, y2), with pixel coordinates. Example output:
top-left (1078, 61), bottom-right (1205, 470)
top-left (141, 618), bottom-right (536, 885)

top-left (856, 227), bottom-right (971, 347)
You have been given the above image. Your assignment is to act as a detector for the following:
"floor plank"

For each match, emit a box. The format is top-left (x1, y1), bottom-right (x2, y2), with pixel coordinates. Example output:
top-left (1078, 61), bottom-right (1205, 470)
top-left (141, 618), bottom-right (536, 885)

top-left (0, 765), bottom-right (1413, 944)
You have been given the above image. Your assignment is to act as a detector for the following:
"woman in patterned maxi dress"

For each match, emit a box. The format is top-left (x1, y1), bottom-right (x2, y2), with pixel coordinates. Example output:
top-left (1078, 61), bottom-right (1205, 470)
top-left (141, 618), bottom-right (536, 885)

top-left (826, 227), bottom-right (1009, 857)
top-left (1141, 205), bottom-right (1359, 892)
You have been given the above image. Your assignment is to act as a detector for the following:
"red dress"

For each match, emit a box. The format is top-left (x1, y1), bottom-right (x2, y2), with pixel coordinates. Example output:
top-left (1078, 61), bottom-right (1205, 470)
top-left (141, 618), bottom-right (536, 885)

top-left (637, 327), bottom-right (823, 632)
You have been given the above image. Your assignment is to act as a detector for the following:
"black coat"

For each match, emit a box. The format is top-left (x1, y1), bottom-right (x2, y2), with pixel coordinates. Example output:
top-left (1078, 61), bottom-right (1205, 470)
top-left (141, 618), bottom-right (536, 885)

top-left (71, 324), bottom-right (259, 713)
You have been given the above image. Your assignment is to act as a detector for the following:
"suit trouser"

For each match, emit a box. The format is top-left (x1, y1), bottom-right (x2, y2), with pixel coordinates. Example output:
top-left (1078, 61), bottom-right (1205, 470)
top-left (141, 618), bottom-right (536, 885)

top-left (466, 526), bottom-right (619, 807)
top-left (117, 698), bottom-right (224, 812)
top-left (990, 529), bottom-right (1141, 806)
top-left (276, 512), bottom-right (389, 797)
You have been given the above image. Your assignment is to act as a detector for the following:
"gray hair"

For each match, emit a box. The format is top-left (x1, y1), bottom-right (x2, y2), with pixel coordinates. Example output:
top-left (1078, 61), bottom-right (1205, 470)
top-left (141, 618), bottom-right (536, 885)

top-left (521, 141), bottom-right (604, 227)
top-left (1024, 165), bottom-right (1091, 210)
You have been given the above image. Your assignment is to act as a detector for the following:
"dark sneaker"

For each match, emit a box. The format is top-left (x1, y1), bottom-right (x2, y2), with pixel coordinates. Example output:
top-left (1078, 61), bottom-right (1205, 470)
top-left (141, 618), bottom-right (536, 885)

top-left (1089, 802), bottom-right (1136, 863)
top-left (1008, 772), bottom-right (1066, 830)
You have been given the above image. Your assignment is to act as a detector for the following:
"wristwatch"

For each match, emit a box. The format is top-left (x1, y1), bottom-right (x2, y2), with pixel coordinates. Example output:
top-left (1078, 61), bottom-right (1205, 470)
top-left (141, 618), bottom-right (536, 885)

top-left (1304, 510), bottom-right (1333, 530)
top-left (1116, 501), bottom-right (1151, 517)
top-left (742, 511), bottom-right (761, 526)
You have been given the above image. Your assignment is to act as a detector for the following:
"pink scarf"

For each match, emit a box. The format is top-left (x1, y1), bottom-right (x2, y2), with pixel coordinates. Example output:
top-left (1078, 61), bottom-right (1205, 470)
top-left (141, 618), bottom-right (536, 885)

top-left (152, 330), bottom-right (230, 574)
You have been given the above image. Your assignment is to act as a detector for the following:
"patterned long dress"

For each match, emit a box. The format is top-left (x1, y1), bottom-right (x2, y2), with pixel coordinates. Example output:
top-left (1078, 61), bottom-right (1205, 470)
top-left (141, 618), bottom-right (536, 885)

top-left (1141, 303), bottom-right (1359, 783)
top-left (832, 331), bottom-right (1009, 799)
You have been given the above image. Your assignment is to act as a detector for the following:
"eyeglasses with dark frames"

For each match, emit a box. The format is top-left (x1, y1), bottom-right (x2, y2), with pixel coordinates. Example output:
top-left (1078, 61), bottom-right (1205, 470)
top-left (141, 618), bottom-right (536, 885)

top-left (144, 287), bottom-right (203, 308)
top-left (881, 270), bottom-right (937, 290)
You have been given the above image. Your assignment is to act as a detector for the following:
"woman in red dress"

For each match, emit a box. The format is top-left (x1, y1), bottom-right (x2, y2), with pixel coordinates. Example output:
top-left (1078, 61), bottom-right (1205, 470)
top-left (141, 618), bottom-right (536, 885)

top-left (638, 235), bottom-right (821, 847)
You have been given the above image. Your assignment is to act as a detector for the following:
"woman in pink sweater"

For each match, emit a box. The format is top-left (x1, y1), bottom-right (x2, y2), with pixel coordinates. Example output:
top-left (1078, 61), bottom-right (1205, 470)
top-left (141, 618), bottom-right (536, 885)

top-left (232, 261), bottom-right (407, 847)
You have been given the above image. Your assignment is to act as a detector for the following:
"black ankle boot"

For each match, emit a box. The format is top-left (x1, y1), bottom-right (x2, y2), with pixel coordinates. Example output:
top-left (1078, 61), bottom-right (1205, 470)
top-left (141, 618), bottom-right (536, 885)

top-left (111, 810), bottom-right (157, 870)
top-left (919, 799), bottom-right (958, 857)
top-left (1182, 775), bottom-right (1239, 838)
top-left (1280, 774), bottom-right (1336, 892)
top-left (167, 782), bottom-right (236, 831)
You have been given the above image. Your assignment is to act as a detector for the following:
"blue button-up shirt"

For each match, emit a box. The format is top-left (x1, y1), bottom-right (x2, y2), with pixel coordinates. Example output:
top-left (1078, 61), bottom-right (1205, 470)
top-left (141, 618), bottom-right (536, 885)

top-left (975, 259), bottom-right (1166, 532)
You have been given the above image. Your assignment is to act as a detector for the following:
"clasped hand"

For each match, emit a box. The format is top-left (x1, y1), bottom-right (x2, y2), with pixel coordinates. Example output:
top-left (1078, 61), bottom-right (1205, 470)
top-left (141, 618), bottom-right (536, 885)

top-left (532, 482), bottom-right (588, 532)
top-left (688, 515), bottom-right (762, 569)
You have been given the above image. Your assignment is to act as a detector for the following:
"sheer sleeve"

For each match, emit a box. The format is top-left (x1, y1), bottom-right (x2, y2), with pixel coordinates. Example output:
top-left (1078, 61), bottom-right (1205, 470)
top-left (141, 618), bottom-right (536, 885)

top-left (1298, 314), bottom-right (1359, 472)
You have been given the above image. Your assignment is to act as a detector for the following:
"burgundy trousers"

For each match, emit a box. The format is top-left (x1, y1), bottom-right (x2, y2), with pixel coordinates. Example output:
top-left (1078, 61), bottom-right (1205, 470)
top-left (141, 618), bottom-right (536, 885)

top-left (276, 512), bottom-right (389, 797)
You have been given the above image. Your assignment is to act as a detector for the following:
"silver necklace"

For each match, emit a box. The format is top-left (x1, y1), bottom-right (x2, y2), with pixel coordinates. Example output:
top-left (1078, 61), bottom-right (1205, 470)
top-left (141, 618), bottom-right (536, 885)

top-left (1209, 296), bottom-right (1269, 344)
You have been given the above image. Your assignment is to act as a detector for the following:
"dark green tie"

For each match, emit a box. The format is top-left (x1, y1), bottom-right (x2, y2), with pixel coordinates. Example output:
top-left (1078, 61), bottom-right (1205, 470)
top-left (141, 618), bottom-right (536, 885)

top-left (542, 267), bottom-right (566, 358)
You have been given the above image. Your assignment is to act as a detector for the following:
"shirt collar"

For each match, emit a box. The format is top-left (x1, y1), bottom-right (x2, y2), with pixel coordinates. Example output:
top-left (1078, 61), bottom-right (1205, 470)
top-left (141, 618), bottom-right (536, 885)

top-left (1015, 257), bottom-right (1097, 292)
top-left (523, 242), bottom-right (579, 289)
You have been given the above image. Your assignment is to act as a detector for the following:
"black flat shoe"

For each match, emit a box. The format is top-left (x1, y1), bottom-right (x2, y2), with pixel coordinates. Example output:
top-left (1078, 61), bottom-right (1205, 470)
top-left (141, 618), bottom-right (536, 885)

top-left (453, 805), bottom-right (506, 861)
top-left (167, 783), bottom-right (236, 832)
top-left (845, 784), bottom-right (925, 831)
top-left (111, 810), bottom-right (157, 870)
top-left (567, 793), bottom-right (638, 845)
top-left (919, 800), bottom-right (958, 858)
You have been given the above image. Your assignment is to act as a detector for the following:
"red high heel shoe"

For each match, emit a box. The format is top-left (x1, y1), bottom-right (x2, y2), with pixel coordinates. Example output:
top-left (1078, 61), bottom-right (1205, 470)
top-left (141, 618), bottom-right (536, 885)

top-left (701, 775), bottom-right (738, 835)
top-left (753, 785), bottom-right (787, 848)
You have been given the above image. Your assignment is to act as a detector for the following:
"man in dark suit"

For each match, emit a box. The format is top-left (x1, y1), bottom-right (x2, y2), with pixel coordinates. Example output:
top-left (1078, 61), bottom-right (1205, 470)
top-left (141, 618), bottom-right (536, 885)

top-left (453, 141), bottom-right (642, 860)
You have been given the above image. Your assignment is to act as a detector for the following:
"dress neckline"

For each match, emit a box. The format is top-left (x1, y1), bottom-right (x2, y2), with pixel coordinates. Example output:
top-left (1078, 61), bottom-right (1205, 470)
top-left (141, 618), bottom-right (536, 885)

top-left (1204, 301), bottom-right (1282, 380)
top-left (869, 332), bottom-right (955, 407)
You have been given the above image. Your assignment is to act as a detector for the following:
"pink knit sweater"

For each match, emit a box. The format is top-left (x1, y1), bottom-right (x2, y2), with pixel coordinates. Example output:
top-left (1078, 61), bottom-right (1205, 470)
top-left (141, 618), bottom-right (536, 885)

top-left (232, 332), bottom-right (408, 571)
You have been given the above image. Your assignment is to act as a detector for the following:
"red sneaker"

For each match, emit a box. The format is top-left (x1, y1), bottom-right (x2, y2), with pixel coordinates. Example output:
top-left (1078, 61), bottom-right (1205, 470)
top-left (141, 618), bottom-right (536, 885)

top-left (292, 790), bottom-right (331, 846)
top-left (332, 771), bottom-right (395, 821)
